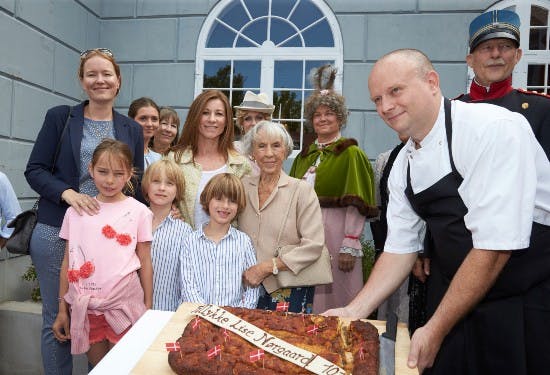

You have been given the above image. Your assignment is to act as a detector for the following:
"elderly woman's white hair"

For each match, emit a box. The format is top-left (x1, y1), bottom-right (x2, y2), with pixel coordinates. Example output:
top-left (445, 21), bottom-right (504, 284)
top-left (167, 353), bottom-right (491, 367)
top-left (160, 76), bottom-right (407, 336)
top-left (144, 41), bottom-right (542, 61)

top-left (242, 121), bottom-right (294, 158)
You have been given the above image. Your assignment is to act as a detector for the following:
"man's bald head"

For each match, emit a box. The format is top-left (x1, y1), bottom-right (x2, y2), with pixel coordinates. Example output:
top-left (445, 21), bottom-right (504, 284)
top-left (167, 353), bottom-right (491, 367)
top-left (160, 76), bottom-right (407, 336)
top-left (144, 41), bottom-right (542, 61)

top-left (376, 49), bottom-right (436, 81)
top-left (368, 49), bottom-right (441, 143)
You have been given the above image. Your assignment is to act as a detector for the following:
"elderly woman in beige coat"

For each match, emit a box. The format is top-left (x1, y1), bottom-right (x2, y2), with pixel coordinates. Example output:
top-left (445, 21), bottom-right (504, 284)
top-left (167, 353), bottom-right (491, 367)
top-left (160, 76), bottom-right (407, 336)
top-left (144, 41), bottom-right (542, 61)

top-left (240, 121), bottom-right (325, 313)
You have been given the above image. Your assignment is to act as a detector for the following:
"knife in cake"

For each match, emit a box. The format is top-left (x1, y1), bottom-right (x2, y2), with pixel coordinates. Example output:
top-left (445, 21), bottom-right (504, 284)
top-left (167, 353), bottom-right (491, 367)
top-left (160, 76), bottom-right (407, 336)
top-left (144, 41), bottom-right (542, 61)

top-left (378, 312), bottom-right (397, 375)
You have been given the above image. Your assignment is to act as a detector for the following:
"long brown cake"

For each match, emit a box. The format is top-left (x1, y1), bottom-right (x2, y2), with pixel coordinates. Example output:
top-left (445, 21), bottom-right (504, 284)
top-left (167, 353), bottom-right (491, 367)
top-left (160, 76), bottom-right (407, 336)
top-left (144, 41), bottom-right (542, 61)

top-left (168, 307), bottom-right (379, 375)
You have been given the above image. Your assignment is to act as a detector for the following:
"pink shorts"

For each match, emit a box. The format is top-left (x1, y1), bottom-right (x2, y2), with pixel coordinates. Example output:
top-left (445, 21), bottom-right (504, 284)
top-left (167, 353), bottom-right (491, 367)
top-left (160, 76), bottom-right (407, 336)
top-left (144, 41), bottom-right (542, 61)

top-left (88, 314), bottom-right (130, 345)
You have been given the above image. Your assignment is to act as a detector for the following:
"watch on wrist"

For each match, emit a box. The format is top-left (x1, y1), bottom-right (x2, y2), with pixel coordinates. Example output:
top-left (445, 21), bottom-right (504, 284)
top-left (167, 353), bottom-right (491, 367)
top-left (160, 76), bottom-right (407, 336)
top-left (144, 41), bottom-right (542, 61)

top-left (272, 258), bottom-right (279, 275)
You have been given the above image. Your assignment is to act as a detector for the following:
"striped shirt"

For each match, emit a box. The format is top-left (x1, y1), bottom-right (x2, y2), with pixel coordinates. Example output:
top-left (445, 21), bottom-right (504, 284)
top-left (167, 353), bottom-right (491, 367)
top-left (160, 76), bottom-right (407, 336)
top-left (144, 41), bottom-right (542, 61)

top-left (152, 216), bottom-right (192, 311)
top-left (180, 225), bottom-right (259, 308)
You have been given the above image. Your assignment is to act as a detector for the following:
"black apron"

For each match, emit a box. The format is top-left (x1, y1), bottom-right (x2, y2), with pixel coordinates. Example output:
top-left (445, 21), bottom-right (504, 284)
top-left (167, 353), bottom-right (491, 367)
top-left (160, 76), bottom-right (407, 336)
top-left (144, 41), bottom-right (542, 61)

top-left (404, 99), bottom-right (550, 375)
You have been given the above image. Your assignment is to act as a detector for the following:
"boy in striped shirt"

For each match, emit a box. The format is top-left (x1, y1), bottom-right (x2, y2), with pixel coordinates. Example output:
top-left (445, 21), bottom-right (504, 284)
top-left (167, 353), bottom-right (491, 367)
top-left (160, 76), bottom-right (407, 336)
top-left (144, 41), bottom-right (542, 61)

top-left (180, 173), bottom-right (259, 308)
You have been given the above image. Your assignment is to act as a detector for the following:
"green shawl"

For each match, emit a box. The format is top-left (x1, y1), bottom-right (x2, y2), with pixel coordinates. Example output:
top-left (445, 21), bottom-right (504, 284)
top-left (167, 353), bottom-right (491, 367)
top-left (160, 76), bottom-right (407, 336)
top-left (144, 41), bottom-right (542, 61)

top-left (290, 138), bottom-right (378, 218)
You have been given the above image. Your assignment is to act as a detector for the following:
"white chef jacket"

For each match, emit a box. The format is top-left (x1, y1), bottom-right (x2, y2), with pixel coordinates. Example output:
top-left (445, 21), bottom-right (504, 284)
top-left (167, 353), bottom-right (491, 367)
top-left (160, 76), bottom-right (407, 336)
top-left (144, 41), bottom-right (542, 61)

top-left (385, 98), bottom-right (550, 254)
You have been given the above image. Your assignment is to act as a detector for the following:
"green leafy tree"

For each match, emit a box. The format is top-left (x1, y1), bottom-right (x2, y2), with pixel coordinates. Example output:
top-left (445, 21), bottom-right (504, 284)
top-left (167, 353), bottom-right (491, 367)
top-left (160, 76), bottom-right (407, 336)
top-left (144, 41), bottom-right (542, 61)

top-left (203, 64), bottom-right (244, 96)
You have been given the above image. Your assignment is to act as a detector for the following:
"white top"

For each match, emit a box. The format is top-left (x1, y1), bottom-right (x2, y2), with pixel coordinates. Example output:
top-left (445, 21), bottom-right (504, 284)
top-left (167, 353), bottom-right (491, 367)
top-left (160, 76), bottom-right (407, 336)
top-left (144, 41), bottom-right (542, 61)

top-left (385, 98), bottom-right (550, 254)
top-left (180, 225), bottom-right (259, 308)
top-left (193, 164), bottom-right (227, 228)
top-left (144, 149), bottom-right (162, 169)
top-left (151, 216), bottom-right (193, 311)
top-left (0, 171), bottom-right (21, 238)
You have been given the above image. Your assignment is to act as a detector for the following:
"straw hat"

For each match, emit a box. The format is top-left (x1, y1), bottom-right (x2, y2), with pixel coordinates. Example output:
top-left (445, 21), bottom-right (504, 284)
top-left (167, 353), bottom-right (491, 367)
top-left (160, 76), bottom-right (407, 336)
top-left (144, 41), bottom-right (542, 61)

top-left (234, 91), bottom-right (275, 114)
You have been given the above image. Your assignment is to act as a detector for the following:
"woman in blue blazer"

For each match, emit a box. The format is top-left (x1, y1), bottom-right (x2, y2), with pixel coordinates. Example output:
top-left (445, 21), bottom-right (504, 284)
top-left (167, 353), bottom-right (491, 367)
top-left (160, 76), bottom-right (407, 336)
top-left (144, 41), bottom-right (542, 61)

top-left (24, 49), bottom-right (144, 375)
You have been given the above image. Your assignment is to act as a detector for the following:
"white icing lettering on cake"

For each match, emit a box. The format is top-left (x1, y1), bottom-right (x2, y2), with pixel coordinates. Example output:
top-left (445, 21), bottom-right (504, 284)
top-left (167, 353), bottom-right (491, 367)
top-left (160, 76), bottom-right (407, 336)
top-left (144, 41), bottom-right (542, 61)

top-left (190, 304), bottom-right (346, 375)
top-left (229, 319), bottom-right (255, 338)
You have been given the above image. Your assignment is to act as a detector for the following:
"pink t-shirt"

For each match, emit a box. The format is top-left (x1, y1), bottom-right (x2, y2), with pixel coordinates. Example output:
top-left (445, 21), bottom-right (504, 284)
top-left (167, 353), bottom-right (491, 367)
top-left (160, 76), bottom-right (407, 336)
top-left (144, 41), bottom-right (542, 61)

top-left (59, 197), bottom-right (153, 299)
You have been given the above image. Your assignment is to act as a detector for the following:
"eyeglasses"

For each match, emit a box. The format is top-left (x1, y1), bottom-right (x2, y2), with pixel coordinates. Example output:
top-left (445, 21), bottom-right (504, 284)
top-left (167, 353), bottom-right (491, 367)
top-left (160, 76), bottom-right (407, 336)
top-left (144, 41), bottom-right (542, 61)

top-left (476, 42), bottom-right (516, 54)
top-left (80, 48), bottom-right (114, 59)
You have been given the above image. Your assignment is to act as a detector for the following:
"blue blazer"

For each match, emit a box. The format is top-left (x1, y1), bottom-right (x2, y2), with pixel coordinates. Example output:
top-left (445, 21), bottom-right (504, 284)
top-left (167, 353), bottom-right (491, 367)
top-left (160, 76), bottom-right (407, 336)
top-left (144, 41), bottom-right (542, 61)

top-left (25, 101), bottom-right (145, 227)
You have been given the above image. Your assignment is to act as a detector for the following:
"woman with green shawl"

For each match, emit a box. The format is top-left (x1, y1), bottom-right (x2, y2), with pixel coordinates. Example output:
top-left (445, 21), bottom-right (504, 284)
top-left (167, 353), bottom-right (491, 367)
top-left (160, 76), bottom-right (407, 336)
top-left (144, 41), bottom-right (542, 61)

top-left (290, 65), bottom-right (378, 313)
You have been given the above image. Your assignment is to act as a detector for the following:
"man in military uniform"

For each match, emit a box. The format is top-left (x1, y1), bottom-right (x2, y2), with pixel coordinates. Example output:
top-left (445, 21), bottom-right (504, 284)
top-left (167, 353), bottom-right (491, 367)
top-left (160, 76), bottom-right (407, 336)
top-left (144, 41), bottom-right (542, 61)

top-left (456, 9), bottom-right (550, 159)
top-left (413, 8), bottom-right (550, 289)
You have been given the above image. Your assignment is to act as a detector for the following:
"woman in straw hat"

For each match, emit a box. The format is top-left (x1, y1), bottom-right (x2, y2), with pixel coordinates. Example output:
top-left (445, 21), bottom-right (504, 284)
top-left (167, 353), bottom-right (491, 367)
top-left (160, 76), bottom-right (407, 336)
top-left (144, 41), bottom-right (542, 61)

top-left (233, 91), bottom-right (275, 153)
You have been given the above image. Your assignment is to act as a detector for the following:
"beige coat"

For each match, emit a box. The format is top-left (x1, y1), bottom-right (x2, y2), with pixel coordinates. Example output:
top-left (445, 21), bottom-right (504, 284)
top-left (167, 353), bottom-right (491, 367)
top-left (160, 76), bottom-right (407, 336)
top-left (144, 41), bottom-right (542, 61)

top-left (168, 148), bottom-right (251, 228)
top-left (239, 172), bottom-right (325, 293)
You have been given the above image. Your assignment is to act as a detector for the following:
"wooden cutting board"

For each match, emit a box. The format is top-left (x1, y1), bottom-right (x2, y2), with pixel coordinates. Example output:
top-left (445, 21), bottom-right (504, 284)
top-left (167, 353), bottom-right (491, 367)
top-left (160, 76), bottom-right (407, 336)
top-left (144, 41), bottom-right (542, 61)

top-left (131, 303), bottom-right (415, 374)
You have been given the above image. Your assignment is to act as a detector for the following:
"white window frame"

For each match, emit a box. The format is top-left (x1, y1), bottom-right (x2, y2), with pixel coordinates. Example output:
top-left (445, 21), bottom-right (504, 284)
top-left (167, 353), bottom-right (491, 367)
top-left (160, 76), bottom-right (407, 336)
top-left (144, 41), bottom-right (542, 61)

top-left (486, 0), bottom-right (550, 89)
top-left (195, 0), bottom-right (344, 157)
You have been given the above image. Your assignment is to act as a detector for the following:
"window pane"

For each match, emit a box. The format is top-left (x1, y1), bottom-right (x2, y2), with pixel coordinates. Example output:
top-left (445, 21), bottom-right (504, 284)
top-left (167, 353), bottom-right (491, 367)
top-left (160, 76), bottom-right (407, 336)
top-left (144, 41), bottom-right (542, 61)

top-left (273, 90), bottom-right (303, 151)
top-left (236, 36), bottom-right (256, 47)
top-left (290, 0), bottom-right (323, 30)
top-left (305, 60), bottom-right (336, 89)
top-left (271, 18), bottom-right (297, 45)
top-left (204, 61), bottom-right (231, 88)
top-left (531, 5), bottom-right (548, 26)
top-left (219, 1), bottom-right (248, 31)
top-left (273, 90), bottom-right (303, 120)
top-left (548, 65), bottom-right (550, 87)
top-left (283, 120), bottom-right (304, 150)
top-left (280, 35), bottom-right (302, 47)
top-left (527, 64), bottom-right (545, 86)
top-left (244, 0), bottom-right (268, 19)
top-left (231, 90), bottom-right (247, 117)
top-left (530, 6), bottom-right (549, 50)
top-left (207, 23), bottom-right (236, 48)
top-left (233, 61), bottom-right (261, 88)
top-left (529, 28), bottom-right (547, 50)
top-left (303, 19), bottom-right (334, 47)
top-left (272, 0), bottom-right (296, 18)
top-left (242, 18), bottom-right (268, 45)
top-left (274, 61), bottom-right (303, 89)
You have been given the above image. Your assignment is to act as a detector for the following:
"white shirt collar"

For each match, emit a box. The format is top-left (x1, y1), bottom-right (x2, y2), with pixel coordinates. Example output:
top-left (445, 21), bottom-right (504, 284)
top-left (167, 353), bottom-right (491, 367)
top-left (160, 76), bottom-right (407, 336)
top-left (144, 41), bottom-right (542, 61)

top-left (407, 97), bottom-right (446, 152)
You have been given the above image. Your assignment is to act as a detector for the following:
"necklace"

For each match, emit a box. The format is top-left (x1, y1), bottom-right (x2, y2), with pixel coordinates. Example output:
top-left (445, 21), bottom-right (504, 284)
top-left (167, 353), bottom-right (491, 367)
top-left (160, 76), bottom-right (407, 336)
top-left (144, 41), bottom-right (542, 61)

top-left (315, 134), bottom-right (341, 149)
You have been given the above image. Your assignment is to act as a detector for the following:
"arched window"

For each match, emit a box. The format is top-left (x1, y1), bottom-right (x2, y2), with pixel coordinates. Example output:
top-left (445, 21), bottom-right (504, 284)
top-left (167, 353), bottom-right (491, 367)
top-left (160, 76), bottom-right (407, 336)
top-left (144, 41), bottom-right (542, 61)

top-left (196, 0), bottom-right (343, 154)
top-left (475, 0), bottom-right (550, 93)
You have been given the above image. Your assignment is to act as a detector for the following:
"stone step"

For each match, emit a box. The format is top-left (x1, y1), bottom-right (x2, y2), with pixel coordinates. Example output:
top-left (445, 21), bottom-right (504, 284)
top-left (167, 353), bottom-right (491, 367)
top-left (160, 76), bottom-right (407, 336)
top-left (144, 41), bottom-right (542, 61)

top-left (0, 301), bottom-right (87, 375)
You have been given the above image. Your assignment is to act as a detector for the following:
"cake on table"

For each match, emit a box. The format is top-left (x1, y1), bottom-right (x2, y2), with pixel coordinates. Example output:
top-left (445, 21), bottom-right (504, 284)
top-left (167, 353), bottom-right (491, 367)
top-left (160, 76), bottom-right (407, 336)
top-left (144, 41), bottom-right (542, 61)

top-left (168, 305), bottom-right (379, 375)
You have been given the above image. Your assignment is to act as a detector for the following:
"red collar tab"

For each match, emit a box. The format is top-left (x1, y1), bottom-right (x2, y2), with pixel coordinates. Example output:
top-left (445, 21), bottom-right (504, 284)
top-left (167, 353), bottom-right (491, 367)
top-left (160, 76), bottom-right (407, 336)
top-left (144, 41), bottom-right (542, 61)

top-left (469, 76), bottom-right (513, 100)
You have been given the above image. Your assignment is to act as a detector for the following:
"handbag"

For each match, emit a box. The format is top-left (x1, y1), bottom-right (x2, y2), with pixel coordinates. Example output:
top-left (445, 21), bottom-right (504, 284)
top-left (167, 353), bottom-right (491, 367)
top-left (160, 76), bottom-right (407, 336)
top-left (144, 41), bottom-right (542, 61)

top-left (272, 182), bottom-right (333, 288)
top-left (5, 202), bottom-right (38, 255)
top-left (5, 106), bottom-right (72, 255)
top-left (275, 245), bottom-right (333, 288)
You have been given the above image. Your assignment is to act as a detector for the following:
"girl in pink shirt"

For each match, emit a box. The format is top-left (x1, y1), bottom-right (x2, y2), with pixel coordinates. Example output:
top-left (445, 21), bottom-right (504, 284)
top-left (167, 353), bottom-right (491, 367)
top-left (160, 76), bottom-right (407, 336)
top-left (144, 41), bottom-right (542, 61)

top-left (52, 139), bottom-right (153, 366)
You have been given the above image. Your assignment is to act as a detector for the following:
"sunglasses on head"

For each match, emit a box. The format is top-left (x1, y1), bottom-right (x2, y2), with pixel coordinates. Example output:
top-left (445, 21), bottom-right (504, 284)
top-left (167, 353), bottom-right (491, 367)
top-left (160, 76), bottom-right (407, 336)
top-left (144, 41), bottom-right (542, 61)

top-left (80, 48), bottom-right (114, 59)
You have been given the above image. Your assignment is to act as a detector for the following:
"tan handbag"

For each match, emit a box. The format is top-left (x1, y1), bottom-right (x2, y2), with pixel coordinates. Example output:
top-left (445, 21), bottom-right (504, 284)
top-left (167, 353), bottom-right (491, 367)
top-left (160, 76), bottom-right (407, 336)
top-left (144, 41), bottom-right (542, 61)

top-left (275, 245), bottom-right (333, 288)
top-left (272, 183), bottom-right (333, 288)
